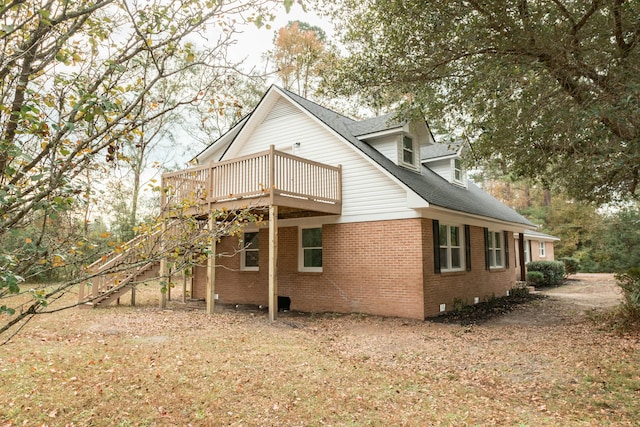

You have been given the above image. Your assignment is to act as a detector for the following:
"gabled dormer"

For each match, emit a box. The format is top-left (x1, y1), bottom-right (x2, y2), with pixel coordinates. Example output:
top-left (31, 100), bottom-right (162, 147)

top-left (422, 140), bottom-right (468, 187)
top-left (346, 114), bottom-right (432, 173)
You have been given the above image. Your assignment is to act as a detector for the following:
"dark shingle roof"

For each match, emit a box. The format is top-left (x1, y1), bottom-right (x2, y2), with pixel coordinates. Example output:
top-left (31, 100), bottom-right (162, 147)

top-left (345, 113), bottom-right (404, 137)
top-left (279, 88), bottom-right (533, 227)
top-left (422, 141), bottom-right (462, 161)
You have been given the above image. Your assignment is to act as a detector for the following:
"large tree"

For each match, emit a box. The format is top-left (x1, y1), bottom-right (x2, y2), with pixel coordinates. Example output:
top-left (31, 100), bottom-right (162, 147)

top-left (0, 0), bottom-right (278, 337)
top-left (324, 0), bottom-right (640, 204)
top-left (268, 20), bottom-right (336, 97)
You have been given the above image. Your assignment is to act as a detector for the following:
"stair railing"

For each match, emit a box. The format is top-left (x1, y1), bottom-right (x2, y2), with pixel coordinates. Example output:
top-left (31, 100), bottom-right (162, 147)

top-left (79, 221), bottom-right (174, 305)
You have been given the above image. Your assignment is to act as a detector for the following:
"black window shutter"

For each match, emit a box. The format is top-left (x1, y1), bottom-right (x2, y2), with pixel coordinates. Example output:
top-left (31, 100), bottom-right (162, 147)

top-left (483, 227), bottom-right (490, 270)
top-left (432, 220), bottom-right (441, 274)
top-left (504, 230), bottom-right (510, 268)
top-left (465, 224), bottom-right (472, 271)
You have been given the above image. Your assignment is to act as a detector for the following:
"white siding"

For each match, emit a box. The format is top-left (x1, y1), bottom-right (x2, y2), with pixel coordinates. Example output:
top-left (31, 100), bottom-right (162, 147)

top-left (228, 98), bottom-right (417, 222)
top-left (426, 159), bottom-right (452, 182)
top-left (367, 136), bottom-right (398, 164)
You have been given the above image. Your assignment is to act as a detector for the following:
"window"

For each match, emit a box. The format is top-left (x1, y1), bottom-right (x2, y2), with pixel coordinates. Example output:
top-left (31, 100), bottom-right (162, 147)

top-left (241, 231), bottom-right (259, 270)
top-left (487, 230), bottom-right (504, 268)
top-left (439, 224), bottom-right (463, 271)
top-left (300, 227), bottom-right (322, 272)
top-left (524, 240), bottom-right (531, 263)
top-left (401, 136), bottom-right (414, 166)
top-left (539, 241), bottom-right (546, 257)
top-left (453, 159), bottom-right (463, 183)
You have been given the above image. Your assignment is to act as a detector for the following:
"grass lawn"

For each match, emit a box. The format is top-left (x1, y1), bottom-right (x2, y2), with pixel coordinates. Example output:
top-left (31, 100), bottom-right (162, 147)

top-left (0, 283), bottom-right (638, 426)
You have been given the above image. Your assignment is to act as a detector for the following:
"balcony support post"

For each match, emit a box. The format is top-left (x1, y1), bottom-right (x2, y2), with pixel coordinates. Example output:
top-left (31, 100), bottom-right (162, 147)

top-left (159, 221), bottom-right (168, 309)
top-left (206, 215), bottom-right (216, 314)
top-left (268, 204), bottom-right (278, 322)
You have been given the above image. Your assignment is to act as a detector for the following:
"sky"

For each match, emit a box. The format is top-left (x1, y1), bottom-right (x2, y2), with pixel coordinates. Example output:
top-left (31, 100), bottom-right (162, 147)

top-left (231, 2), bottom-right (333, 71)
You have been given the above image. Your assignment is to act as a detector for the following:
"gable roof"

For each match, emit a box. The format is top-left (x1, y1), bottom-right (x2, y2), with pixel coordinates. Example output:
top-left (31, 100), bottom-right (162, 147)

top-left (277, 88), bottom-right (534, 227)
top-left (200, 86), bottom-right (534, 228)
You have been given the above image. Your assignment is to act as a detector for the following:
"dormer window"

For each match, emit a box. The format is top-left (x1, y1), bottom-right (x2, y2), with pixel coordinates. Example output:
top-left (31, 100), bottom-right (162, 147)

top-left (402, 136), bottom-right (415, 167)
top-left (454, 159), bottom-right (463, 183)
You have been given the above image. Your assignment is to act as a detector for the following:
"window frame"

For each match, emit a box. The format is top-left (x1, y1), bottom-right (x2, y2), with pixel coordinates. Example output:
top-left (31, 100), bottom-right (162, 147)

top-left (400, 135), bottom-right (416, 169)
top-left (453, 158), bottom-right (463, 183)
top-left (240, 231), bottom-right (259, 271)
top-left (487, 230), bottom-right (505, 269)
top-left (299, 227), bottom-right (323, 272)
top-left (438, 224), bottom-right (465, 272)
top-left (538, 241), bottom-right (546, 258)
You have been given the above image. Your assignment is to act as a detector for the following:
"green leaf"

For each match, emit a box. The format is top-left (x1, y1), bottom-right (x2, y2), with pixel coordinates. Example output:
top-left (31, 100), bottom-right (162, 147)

top-left (284, 0), bottom-right (294, 13)
top-left (0, 305), bottom-right (15, 315)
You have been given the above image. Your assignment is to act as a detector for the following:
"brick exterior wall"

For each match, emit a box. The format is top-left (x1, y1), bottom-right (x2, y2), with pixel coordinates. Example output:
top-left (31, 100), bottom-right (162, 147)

top-left (515, 239), bottom-right (557, 269)
top-left (422, 220), bottom-right (518, 317)
top-left (529, 240), bottom-right (556, 262)
top-left (209, 220), bottom-right (425, 319)
top-left (195, 218), bottom-right (519, 320)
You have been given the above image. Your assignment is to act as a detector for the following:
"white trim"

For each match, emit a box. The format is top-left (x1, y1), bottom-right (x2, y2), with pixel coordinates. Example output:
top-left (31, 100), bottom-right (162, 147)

top-left (487, 229), bottom-right (505, 269)
top-left (399, 134), bottom-right (420, 171)
top-left (425, 205), bottom-right (530, 232)
top-left (422, 153), bottom-right (457, 162)
top-left (299, 226), bottom-right (323, 273)
top-left (355, 127), bottom-right (403, 140)
top-left (453, 159), bottom-right (464, 184)
top-left (439, 223), bottom-right (465, 272)
top-left (538, 241), bottom-right (546, 258)
top-left (524, 240), bottom-right (531, 263)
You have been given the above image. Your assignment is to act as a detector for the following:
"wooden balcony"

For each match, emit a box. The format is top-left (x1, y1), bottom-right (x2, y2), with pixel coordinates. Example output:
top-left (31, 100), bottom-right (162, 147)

top-left (161, 146), bottom-right (342, 218)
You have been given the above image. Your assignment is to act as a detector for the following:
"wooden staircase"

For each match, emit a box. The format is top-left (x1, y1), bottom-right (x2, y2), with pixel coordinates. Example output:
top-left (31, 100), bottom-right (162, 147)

top-left (79, 225), bottom-right (166, 308)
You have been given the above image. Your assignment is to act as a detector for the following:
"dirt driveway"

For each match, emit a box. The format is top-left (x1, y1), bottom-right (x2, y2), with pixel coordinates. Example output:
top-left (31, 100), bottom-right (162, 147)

top-left (488, 272), bottom-right (621, 327)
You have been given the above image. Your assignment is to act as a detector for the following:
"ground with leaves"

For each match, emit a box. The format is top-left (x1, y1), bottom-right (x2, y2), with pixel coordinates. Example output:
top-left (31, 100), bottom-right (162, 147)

top-left (1, 274), bottom-right (638, 426)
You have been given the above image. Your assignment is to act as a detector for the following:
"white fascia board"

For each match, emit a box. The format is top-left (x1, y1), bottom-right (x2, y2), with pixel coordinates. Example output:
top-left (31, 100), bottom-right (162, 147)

top-left (273, 209), bottom-right (423, 228)
top-left (422, 154), bottom-right (457, 163)
top-left (195, 116), bottom-right (250, 163)
top-left (407, 190), bottom-right (430, 208)
top-left (196, 133), bottom-right (233, 163)
top-left (520, 232), bottom-right (561, 242)
top-left (219, 89), bottom-right (282, 160)
top-left (423, 205), bottom-right (530, 232)
top-left (355, 127), bottom-right (403, 140)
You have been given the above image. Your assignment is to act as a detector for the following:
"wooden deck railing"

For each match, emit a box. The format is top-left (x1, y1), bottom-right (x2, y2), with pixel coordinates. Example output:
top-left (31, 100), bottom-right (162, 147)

top-left (161, 146), bottom-right (342, 215)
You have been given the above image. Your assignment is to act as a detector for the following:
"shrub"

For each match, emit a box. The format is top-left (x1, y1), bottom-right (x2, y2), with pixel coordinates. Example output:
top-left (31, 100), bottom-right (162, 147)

top-left (614, 268), bottom-right (640, 325)
top-left (559, 257), bottom-right (580, 278)
top-left (526, 260), bottom-right (565, 287)
top-left (526, 271), bottom-right (545, 288)
top-left (509, 286), bottom-right (530, 298)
